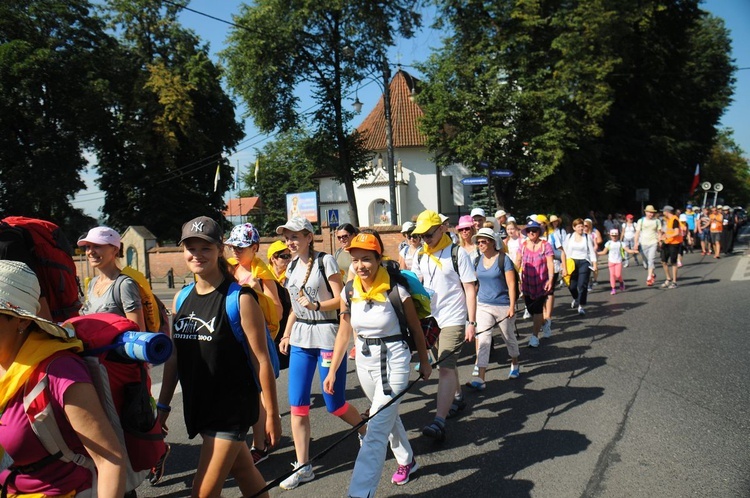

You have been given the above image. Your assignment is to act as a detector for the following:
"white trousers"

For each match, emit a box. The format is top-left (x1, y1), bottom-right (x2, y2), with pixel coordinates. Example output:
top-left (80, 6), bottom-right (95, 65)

top-left (642, 243), bottom-right (658, 271)
top-left (348, 337), bottom-right (413, 498)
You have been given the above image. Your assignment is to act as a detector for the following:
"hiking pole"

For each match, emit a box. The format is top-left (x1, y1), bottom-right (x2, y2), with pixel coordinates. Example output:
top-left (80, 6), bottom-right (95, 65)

top-left (249, 341), bottom-right (466, 498)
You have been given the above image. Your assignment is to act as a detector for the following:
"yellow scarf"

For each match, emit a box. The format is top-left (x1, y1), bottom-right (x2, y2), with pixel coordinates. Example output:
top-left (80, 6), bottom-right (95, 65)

top-left (351, 266), bottom-right (391, 303)
top-left (251, 257), bottom-right (277, 282)
top-left (422, 233), bottom-right (453, 269)
top-left (0, 331), bottom-right (82, 413)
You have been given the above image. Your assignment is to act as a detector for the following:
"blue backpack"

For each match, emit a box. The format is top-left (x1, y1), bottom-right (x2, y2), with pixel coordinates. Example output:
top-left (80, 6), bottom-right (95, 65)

top-left (175, 282), bottom-right (280, 382)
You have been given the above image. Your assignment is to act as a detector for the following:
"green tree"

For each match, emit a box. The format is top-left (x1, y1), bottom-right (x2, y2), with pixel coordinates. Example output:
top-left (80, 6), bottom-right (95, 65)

top-left (0, 0), bottom-right (116, 225)
top-left (96, 0), bottom-right (244, 241)
top-left (418, 0), bottom-right (734, 215)
top-left (222, 0), bottom-right (421, 226)
top-left (700, 129), bottom-right (750, 207)
top-left (244, 130), bottom-right (319, 235)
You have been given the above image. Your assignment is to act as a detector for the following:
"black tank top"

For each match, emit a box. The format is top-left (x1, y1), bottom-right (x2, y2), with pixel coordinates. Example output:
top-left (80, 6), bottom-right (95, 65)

top-left (173, 279), bottom-right (259, 438)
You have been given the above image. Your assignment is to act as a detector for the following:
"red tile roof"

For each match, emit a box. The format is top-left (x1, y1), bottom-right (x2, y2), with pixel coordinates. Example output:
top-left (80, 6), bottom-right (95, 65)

top-left (223, 197), bottom-right (263, 217)
top-left (356, 70), bottom-right (426, 150)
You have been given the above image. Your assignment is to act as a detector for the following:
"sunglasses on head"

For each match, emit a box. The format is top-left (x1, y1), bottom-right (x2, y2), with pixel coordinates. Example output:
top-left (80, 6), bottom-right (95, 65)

top-left (275, 253), bottom-right (292, 260)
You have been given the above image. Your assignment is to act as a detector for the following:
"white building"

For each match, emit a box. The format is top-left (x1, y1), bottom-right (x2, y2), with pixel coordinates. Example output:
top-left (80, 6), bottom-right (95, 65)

top-left (317, 70), bottom-right (472, 226)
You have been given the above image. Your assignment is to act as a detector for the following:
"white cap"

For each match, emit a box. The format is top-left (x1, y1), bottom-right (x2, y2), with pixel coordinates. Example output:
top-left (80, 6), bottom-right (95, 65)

top-left (276, 216), bottom-right (314, 234)
top-left (470, 208), bottom-right (486, 218)
top-left (77, 226), bottom-right (121, 248)
top-left (439, 214), bottom-right (449, 223)
top-left (495, 210), bottom-right (507, 218)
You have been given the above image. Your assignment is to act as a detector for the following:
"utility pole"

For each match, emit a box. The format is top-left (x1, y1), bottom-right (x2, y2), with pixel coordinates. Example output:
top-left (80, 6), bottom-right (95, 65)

top-left (382, 57), bottom-right (398, 225)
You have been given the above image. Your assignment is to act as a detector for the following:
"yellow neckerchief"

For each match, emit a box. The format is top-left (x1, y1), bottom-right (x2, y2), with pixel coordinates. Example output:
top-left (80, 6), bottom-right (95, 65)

top-left (422, 233), bottom-right (452, 269)
top-left (271, 267), bottom-right (286, 284)
top-left (0, 331), bottom-right (82, 413)
top-left (7, 492), bottom-right (76, 498)
top-left (251, 256), bottom-right (277, 282)
top-left (351, 266), bottom-right (391, 303)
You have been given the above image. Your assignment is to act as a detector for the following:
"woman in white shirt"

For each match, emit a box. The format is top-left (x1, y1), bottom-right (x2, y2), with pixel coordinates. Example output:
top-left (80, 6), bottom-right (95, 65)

top-left (563, 218), bottom-right (598, 315)
top-left (398, 222), bottom-right (421, 271)
top-left (324, 232), bottom-right (431, 496)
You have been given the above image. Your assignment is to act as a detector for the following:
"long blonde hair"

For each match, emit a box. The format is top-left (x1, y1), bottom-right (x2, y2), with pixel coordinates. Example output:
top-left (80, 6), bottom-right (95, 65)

top-left (298, 230), bottom-right (315, 297)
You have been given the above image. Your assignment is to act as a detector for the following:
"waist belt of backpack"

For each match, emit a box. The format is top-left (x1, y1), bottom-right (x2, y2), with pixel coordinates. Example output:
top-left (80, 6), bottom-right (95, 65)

top-left (359, 334), bottom-right (404, 396)
top-left (2, 452), bottom-right (64, 498)
top-left (296, 318), bottom-right (339, 325)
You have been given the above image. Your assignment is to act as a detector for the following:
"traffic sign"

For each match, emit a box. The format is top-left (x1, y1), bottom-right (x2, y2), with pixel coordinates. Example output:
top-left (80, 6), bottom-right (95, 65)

top-left (478, 161), bottom-right (490, 169)
top-left (460, 177), bottom-right (488, 186)
top-left (327, 209), bottom-right (339, 228)
top-left (490, 169), bottom-right (514, 178)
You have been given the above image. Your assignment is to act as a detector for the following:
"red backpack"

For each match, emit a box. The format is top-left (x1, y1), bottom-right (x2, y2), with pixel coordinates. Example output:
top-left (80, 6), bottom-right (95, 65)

top-left (23, 314), bottom-right (167, 493)
top-left (0, 216), bottom-right (81, 321)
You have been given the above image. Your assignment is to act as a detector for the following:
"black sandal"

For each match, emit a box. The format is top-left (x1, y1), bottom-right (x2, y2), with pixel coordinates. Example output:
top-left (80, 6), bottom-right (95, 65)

top-left (446, 397), bottom-right (467, 418)
top-left (421, 421), bottom-right (446, 441)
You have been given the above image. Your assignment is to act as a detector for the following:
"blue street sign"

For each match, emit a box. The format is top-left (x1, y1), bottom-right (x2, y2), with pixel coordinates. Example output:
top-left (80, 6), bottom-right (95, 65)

top-left (478, 161), bottom-right (490, 169)
top-left (460, 177), bottom-right (489, 186)
top-left (327, 209), bottom-right (339, 228)
top-left (490, 169), bottom-right (514, 178)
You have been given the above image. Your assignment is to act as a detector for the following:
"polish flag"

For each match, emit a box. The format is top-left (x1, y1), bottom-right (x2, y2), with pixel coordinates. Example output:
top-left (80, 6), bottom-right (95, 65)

top-left (689, 164), bottom-right (700, 196)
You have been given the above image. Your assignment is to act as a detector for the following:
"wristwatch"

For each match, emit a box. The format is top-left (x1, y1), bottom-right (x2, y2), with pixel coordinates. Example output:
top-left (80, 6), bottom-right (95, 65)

top-left (468, 321), bottom-right (477, 326)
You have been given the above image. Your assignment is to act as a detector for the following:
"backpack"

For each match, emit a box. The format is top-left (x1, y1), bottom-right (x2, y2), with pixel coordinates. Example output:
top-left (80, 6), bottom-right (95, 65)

top-left (271, 279), bottom-right (292, 370)
top-left (22, 313), bottom-right (169, 493)
top-left (175, 281), bottom-right (280, 379)
top-left (113, 266), bottom-right (170, 334)
top-left (0, 216), bottom-right (82, 321)
top-left (344, 264), bottom-right (438, 353)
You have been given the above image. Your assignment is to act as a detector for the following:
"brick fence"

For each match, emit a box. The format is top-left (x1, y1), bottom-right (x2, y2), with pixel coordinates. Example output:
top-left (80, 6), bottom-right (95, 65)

top-left (74, 225), bottom-right (406, 284)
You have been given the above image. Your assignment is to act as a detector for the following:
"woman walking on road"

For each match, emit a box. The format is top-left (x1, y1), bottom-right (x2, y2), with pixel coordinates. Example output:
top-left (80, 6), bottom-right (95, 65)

top-left (158, 216), bottom-right (281, 498)
top-left (324, 232), bottom-right (432, 496)
top-left (564, 218), bottom-right (598, 316)
top-left (468, 228), bottom-right (520, 386)
top-left (517, 221), bottom-right (555, 347)
top-left (276, 217), bottom-right (365, 490)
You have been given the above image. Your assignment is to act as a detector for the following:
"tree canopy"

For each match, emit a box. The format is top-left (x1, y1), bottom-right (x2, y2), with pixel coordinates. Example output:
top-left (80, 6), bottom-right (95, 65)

top-left (417, 0), bottom-right (736, 215)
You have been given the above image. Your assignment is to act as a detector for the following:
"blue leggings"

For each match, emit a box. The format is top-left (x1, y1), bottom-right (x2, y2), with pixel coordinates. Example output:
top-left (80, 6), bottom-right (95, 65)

top-left (288, 346), bottom-right (348, 416)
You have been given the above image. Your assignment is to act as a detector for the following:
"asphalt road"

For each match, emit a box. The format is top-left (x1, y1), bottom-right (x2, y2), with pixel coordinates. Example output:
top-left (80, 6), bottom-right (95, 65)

top-left (142, 230), bottom-right (750, 497)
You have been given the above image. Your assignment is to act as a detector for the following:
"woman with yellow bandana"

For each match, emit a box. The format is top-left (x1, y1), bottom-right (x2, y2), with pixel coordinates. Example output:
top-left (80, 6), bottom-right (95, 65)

top-left (0, 261), bottom-right (126, 498)
top-left (324, 232), bottom-right (432, 496)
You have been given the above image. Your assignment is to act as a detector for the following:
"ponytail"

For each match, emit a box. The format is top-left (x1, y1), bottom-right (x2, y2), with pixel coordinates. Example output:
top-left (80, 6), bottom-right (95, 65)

top-left (298, 231), bottom-right (315, 296)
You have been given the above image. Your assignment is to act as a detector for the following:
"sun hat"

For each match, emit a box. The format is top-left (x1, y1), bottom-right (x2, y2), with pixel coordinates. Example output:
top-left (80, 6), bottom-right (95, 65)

top-left (77, 226), bottom-right (121, 248)
top-left (470, 208), bottom-right (486, 218)
top-left (662, 205), bottom-right (674, 213)
top-left (412, 210), bottom-right (442, 235)
top-left (346, 233), bottom-right (382, 255)
top-left (549, 215), bottom-right (560, 223)
top-left (400, 221), bottom-right (416, 234)
top-left (0, 261), bottom-right (75, 340)
top-left (471, 227), bottom-right (500, 249)
top-left (644, 205), bottom-right (657, 213)
top-left (276, 216), bottom-right (314, 235)
top-left (506, 216), bottom-right (517, 224)
top-left (267, 240), bottom-right (289, 261)
top-left (225, 223), bottom-right (260, 248)
top-left (495, 210), bottom-right (507, 218)
top-left (722, 206), bottom-right (730, 210)
top-left (521, 220), bottom-right (542, 235)
top-left (456, 215), bottom-right (474, 230)
top-left (179, 216), bottom-right (223, 245)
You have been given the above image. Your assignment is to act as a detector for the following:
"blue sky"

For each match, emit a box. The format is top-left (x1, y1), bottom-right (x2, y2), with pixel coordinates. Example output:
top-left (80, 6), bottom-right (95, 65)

top-left (72, 0), bottom-right (750, 217)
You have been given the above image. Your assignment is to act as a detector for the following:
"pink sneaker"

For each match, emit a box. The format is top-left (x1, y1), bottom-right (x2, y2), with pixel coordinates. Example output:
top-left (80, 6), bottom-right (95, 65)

top-left (610, 289), bottom-right (616, 295)
top-left (392, 459), bottom-right (419, 485)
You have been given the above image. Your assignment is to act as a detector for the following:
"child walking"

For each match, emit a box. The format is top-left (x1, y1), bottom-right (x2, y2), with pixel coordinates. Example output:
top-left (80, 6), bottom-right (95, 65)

top-left (598, 229), bottom-right (635, 295)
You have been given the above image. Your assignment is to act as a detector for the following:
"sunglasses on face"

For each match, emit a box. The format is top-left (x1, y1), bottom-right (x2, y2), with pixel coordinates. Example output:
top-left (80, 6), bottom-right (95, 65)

top-left (422, 227), bottom-right (441, 239)
top-left (408, 234), bottom-right (420, 239)
top-left (526, 229), bottom-right (540, 234)
top-left (275, 253), bottom-right (292, 260)
top-left (476, 238), bottom-right (493, 245)
top-left (336, 234), bottom-right (350, 241)
top-left (458, 227), bottom-right (472, 232)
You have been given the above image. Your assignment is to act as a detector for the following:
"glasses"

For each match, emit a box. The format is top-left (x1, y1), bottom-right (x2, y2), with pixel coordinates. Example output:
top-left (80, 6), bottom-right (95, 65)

top-left (408, 233), bottom-right (420, 239)
top-left (275, 253), bottom-right (292, 260)
top-left (457, 227), bottom-right (472, 232)
top-left (476, 239), bottom-right (492, 245)
top-left (421, 227), bottom-right (441, 240)
top-left (336, 234), bottom-right (350, 241)
top-left (526, 229), bottom-right (540, 234)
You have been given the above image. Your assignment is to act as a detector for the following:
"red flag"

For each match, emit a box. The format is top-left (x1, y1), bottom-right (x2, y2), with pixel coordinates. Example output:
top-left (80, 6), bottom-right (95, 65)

top-left (689, 164), bottom-right (700, 196)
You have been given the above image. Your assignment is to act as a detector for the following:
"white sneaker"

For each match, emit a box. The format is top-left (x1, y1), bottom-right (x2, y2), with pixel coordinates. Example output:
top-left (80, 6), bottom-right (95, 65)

top-left (528, 335), bottom-right (540, 348)
top-left (578, 306), bottom-right (585, 316)
top-left (523, 309), bottom-right (531, 319)
top-left (542, 320), bottom-right (552, 338)
top-left (280, 462), bottom-right (315, 490)
top-left (571, 299), bottom-right (578, 309)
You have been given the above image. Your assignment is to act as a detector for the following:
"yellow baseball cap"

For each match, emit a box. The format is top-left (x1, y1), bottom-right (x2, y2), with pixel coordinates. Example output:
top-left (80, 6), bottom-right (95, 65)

top-left (412, 210), bottom-right (442, 235)
top-left (266, 240), bottom-right (289, 261)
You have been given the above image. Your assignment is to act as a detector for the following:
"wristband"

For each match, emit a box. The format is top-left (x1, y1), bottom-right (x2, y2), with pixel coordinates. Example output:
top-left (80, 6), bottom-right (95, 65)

top-left (156, 402), bottom-right (171, 413)
top-left (314, 301), bottom-right (321, 311)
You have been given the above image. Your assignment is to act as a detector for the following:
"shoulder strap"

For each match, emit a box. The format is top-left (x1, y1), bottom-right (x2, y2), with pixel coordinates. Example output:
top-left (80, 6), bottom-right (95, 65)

top-left (224, 282), bottom-right (245, 348)
top-left (344, 279), bottom-right (354, 312)
top-left (451, 244), bottom-right (460, 274)
top-left (112, 274), bottom-right (129, 315)
top-left (174, 282), bottom-right (195, 312)
top-left (387, 285), bottom-right (409, 341)
top-left (316, 252), bottom-right (333, 296)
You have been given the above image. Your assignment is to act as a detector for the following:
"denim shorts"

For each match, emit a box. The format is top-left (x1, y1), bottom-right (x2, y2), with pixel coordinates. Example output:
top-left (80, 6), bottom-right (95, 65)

top-left (200, 427), bottom-right (248, 442)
